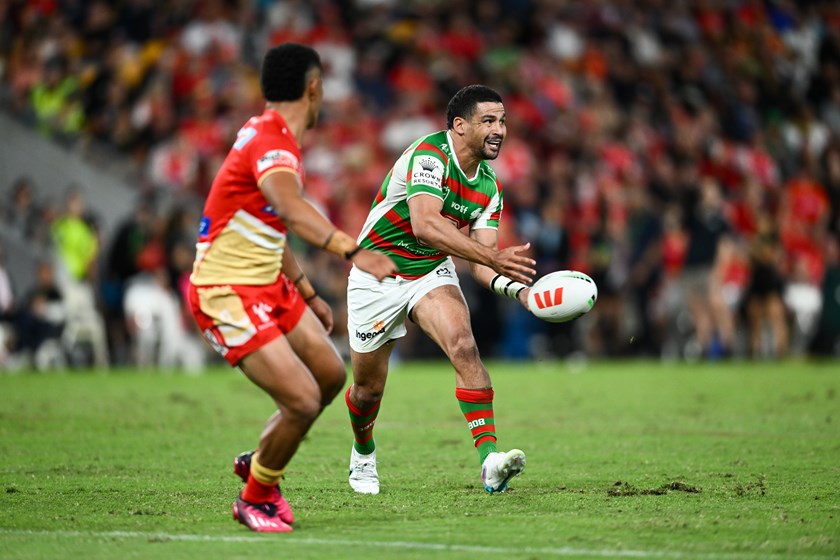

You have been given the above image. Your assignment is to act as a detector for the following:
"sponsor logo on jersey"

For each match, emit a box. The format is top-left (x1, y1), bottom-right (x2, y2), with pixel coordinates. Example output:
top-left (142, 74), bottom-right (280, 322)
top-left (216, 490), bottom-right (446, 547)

top-left (199, 216), bottom-right (210, 236)
top-left (411, 156), bottom-right (444, 189)
top-left (252, 302), bottom-right (273, 324)
top-left (395, 239), bottom-right (439, 256)
top-left (257, 149), bottom-right (299, 173)
top-left (418, 157), bottom-right (438, 172)
top-left (356, 320), bottom-right (385, 342)
top-left (470, 208), bottom-right (482, 219)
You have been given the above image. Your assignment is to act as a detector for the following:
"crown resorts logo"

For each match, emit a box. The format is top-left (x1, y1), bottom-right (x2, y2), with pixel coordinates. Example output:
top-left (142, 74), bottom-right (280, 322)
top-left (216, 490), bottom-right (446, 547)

top-left (418, 157), bottom-right (437, 172)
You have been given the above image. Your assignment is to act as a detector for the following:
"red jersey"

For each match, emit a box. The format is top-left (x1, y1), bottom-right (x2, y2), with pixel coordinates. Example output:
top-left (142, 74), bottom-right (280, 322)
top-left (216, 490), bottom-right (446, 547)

top-left (190, 109), bottom-right (304, 286)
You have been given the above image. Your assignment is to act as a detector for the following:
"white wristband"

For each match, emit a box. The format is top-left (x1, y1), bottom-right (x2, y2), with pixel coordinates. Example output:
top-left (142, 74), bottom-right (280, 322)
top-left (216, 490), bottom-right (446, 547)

top-left (490, 274), bottom-right (527, 299)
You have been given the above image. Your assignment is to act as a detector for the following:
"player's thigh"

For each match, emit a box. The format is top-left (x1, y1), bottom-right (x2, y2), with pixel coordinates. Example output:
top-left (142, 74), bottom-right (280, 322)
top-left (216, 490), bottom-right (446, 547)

top-left (347, 267), bottom-right (411, 353)
top-left (239, 335), bottom-right (321, 415)
top-left (410, 284), bottom-right (477, 357)
top-left (285, 307), bottom-right (345, 391)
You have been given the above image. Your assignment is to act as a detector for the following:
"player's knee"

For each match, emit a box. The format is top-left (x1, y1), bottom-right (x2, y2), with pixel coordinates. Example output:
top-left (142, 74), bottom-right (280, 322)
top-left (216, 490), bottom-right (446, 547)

top-left (353, 382), bottom-right (384, 408)
top-left (320, 364), bottom-right (346, 406)
top-left (283, 390), bottom-right (322, 424)
top-left (446, 329), bottom-right (480, 367)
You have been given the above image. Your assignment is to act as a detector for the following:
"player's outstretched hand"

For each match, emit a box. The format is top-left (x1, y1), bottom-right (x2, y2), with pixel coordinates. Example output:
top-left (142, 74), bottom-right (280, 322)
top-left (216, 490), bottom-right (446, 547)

top-left (492, 242), bottom-right (536, 285)
top-left (352, 249), bottom-right (398, 281)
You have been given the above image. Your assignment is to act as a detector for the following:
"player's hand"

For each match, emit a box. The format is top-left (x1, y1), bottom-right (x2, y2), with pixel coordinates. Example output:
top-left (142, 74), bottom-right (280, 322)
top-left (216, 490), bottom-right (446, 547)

top-left (307, 295), bottom-right (334, 334)
top-left (352, 249), bottom-right (398, 281)
top-left (492, 242), bottom-right (536, 284)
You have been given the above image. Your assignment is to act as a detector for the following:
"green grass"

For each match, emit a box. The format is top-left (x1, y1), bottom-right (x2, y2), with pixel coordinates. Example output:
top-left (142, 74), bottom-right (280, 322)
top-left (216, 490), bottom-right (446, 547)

top-left (1, 360), bottom-right (838, 559)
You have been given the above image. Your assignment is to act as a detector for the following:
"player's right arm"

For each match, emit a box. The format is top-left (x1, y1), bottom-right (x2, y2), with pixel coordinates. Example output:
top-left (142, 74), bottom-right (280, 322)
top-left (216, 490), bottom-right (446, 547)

top-left (408, 193), bottom-right (534, 284)
top-left (259, 171), bottom-right (397, 281)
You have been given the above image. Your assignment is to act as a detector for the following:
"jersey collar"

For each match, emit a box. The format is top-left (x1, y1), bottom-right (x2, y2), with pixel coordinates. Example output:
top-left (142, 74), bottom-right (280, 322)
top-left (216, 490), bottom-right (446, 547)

top-left (445, 130), bottom-right (481, 183)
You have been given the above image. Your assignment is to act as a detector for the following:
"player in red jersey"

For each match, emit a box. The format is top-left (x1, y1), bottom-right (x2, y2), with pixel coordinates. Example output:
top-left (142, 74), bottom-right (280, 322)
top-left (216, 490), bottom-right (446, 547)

top-left (188, 43), bottom-right (396, 533)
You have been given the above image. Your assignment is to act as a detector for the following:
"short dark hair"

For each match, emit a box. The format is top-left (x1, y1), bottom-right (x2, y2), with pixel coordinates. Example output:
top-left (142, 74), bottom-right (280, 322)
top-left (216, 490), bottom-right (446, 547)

top-left (446, 85), bottom-right (503, 129)
top-left (260, 43), bottom-right (322, 102)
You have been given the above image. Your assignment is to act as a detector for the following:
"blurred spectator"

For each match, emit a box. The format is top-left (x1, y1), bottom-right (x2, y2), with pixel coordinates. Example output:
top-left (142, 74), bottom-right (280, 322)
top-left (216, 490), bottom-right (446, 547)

top-left (0, 245), bottom-right (12, 368)
top-left (30, 55), bottom-right (84, 141)
top-left (584, 201), bottom-right (627, 357)
top-left (784, 254), bottom-right (824, 356)
top-left (625, 184), bottom-right (664, 356)
top-left (743, 211), bottom-right (789, 359)
top-left (0, 245), bottom-right (12, 315)
top-left (678, 177), bottom-right (737, 359)
top-left (101, 199), bottom-right (158, 365)
top-left (123, 267), bottom-right (206, 372)
top-left (50, 186), bottom-right (108, 367)
top-left (810, 237), bottom-right (840, 356)
top-left (51, 186), bottom-right (99, 283)
top-left (1, 259), bottom-right (66, 371)
top-left (5, 177), bottom-right (41, 239)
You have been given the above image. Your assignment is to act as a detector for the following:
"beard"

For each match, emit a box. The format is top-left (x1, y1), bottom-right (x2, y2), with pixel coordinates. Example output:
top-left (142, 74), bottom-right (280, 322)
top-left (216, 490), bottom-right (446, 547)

top-left (480, 136), bottom-right (503, 160)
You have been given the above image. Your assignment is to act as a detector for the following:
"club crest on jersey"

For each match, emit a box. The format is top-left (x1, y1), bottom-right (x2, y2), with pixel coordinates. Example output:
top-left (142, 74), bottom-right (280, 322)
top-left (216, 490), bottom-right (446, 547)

top-left (257, 149), bottom-right (299, 173)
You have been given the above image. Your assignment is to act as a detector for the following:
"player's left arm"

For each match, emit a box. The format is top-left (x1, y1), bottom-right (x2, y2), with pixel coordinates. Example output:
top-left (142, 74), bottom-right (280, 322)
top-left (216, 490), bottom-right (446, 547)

top-left (281, 245), bottom-right (333, 334)
top-left (469, 228), bottom-right (531, 309)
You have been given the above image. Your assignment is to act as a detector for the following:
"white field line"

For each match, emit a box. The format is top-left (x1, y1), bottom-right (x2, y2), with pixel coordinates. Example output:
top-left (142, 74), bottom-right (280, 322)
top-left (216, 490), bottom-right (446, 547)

top-left (0, 529), bottom-right (834, 560)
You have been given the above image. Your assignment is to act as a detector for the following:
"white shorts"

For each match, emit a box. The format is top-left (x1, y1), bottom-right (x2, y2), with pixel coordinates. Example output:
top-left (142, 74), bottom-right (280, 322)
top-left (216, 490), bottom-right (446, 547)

top-left (347, 257), bottom-right (461, 353)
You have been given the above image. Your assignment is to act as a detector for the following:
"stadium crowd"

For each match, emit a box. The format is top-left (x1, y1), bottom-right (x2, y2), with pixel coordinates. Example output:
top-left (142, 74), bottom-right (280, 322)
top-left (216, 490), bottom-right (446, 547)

top-left (1, 0), bottom-right (839, 370)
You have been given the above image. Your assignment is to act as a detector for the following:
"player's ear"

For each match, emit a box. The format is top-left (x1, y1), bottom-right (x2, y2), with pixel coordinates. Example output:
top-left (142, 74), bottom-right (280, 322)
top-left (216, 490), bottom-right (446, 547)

top-left (452, 116), bottom-right (466, 136)
top-left (306, 69), bottom-right (322, 101)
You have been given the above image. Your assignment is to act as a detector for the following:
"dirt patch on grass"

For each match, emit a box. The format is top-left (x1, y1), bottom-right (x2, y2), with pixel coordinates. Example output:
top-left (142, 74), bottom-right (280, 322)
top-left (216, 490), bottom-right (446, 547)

top-left (608, 480), bottom-right (701, 496)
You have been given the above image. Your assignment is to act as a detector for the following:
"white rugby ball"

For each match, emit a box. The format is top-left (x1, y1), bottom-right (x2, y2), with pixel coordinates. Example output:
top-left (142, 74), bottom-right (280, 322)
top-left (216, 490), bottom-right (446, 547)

top-left (527, 270), bottom-right (598, 323)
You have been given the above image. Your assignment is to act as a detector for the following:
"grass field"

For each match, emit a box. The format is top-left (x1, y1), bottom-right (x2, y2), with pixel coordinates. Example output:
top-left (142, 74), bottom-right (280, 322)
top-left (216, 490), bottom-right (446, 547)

top-left (1, 360), bottom-right (838, 559)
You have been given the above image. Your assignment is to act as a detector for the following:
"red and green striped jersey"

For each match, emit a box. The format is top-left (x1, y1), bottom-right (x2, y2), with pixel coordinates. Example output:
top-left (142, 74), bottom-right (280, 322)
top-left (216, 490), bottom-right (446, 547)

top-left (356, 130), bottom-right (503, 278)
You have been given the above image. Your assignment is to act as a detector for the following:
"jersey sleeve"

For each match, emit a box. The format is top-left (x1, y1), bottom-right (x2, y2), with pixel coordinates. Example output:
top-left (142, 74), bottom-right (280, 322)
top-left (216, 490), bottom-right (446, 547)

top-left (248, 132), bottom-right (303, 187)
top-left (471, 184), bottom-right (503, 230)
top-left (405, 150), bottom-right (447, 201)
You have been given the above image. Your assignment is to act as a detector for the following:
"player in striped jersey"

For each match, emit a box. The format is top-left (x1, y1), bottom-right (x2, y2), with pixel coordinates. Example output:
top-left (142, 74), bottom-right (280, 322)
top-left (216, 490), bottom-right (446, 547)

top-left (188, 43), bottom-right (395, 532)
top-left (344, 85), bottom-right (536, 494)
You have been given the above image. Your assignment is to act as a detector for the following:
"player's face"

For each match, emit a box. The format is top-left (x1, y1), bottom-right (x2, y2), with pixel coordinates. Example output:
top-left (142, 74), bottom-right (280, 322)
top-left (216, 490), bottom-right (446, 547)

top-left (306, 69), bottom-right (324, 129)
top-left (466, 102), bottom-right (506, 160)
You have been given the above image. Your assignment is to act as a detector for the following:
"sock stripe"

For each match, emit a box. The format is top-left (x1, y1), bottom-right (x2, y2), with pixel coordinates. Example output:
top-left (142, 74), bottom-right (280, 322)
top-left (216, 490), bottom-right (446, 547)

top-left (250, 453), bottom-right (284, 486)
top-left (349, 410), bottom-right (380, 426)
top-left (455, 387), bottom-right (494, 403)
top-left (355, 430), bottom-right (374, 444)
top-left (345, 393), bottom-right (381, 418)
top-left (463, 409), bottom-right (495, 421)
top-left (470, 426), bottom-right (496, 438)
top-left (346, 385), bottom-right (380, 455)
top-left (475, 434), bottom-right (497, 448)
top-left (456, 386), bottom-right (498, 465)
